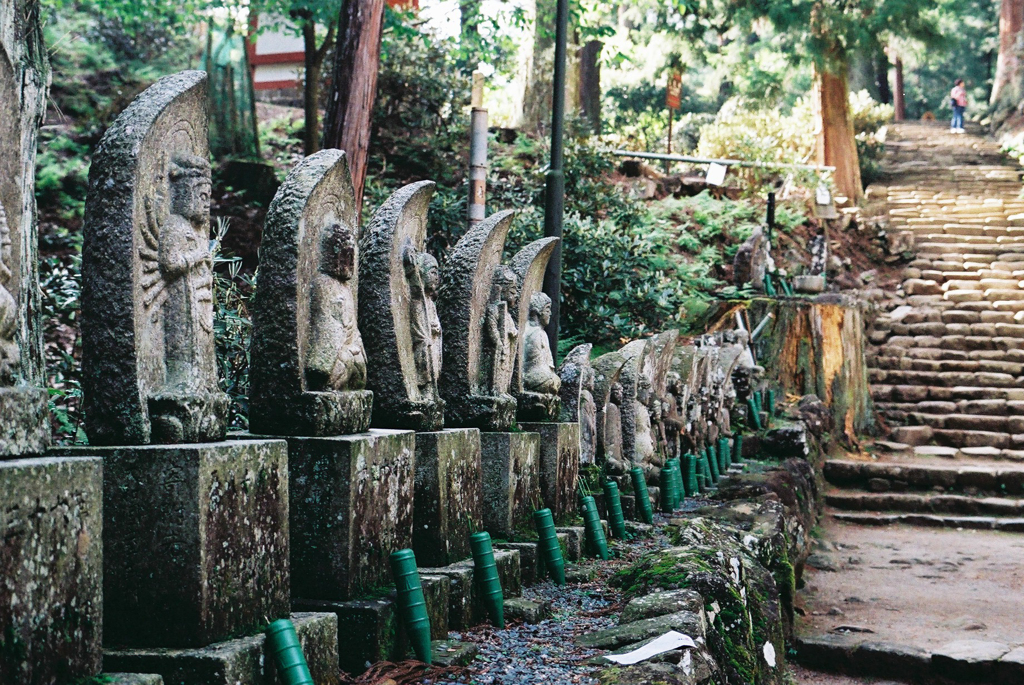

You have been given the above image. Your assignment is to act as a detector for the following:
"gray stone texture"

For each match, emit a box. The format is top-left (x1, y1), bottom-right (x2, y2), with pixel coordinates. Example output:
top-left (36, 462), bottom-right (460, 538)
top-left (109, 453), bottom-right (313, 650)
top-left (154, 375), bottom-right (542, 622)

top-left (286, 429), bottom-right (415, 600)
top-left (438, 210), bottom-right (519, 430)
top-left (480, 431), bottom-right (541, 537)
top-left (105, 675), bottom-right (165, 685)
top-left (249, 149), bottom-right (372, 436)
top-left (509, 238), bottom-right (561, 422)
top-left (0, 456), bottom-right (102, 684)
top-left (82, 71), bottom-right (228, 445)
top-left (103, 612), bottom-right (340, 685)
top-left (734, 225), bottom-right (769, 290)
top-left (619, 339), bottom-right (650, 468)
top-left (521, 422), bottom-right (580, 523)
top-left (0, 0), bottom-right (49, 458)
top-left (559, 344), bottom-right (597, 464)
top-left (413, 428), bottom-right (484, 566)
top-left (592, 351), bottom-right (627, 474)
top-left (360, 181), bottom-right (444, 430)
top-left (53, 440), bottom-right (289, 648)
top-left (421, 548), bottom-right (522, 629)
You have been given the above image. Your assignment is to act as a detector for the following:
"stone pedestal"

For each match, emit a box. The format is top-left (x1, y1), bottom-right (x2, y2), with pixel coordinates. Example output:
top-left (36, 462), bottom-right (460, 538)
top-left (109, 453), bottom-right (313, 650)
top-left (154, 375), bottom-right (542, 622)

top-left (103, 612), bottom-right (340, 685)
top-left (0, 457), bottom-right (103, 685)
top-left (480, 431), bottom-right (541, 538)
top-left (520, 422), bottom-right (580, 524)
top-left (0, 387), bottom-right (49, 458)
top-left (283, 429), bottom-right (416, 600)
top-left (53, 439), bottom-right (289, 648)
top-left (413, 428), bottom-right (483, 567)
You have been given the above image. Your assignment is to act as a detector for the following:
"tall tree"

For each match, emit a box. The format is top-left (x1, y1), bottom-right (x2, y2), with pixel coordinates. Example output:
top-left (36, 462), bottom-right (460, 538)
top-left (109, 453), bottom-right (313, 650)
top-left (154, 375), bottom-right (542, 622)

top-left (991, 0), bottom-right (1024, 117)
top-left (323, 0), bottom-right (385, 215)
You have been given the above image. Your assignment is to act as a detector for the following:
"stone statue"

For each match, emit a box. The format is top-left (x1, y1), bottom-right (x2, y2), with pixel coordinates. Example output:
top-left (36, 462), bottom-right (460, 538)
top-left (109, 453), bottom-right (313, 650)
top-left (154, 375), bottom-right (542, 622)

top-left (249, 149), bottom-right (373, 435)
top-left (617, 338), bottom-right (649, 467)
top-left (523, 292), bottom-right (561, 395)
top-left (592, 351), bottom-right (626, 473)
top-left (307, 223), bottom-right (366, 392)
top-left (360, 180), bottom-right (445, 429)
top-left (634, 375), bottom-right (657, 470)
top-left (0, 202), bottom-right (17, 385)
top-left (604, 383), bottom-right (627, 475)
top-left (405, 246), bottom-right (443, 396)
top-left (485, 265), bottom-right (519, 396)
top-left (509, 237), bottom-right (561, 422)
top-left (558, 343), bottom-right (595, 464)
top-left (734, 226), bottom-right (769, 291)
top-left (437, 210), bottom-right (518, 430)
top-left (83, 71), bottom-right (229, 445)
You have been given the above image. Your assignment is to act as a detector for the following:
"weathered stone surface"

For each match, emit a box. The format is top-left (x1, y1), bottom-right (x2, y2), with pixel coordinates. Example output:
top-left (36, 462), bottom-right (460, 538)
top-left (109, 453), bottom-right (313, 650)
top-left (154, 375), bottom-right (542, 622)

top-left (509, 238), bottom-right (561, 422)
top-left (480, 431), bottom-right (541, 537)
top-left (932, 639), bottom-right (1011, 681)
top-left (105, 674), bottom-right (165, 685)
top-left (103, 612), bottom-right (340, 685)
top-left (249, 149), bottom-right (372, 436)
top-left (560, 344), bottom-right (597, 465)
top-left (619, 589), bottom-right (705, 625)
top-left (521, 422), bottom-right (580, 523)
top-left (556, 525), bottom-right (585, 561)
top-left (284, 430), bottom-right (415, 600)
top-left (54, 439), bottom-right (290, 647)
top-left (422, 548), bottom-right (522, 629)
top-left (438, 210), bottom-right (519, 430)
top-left (0, 0), bottom-right (49, 458)
top-left (360, 181), bottom-right (444, 430)
top-left (413, 428), bottom-right (483, 566)
top-left (495, 541), bottom-right (539, 585)
top-left (592, 351), bottom-right (627, 474)
top-left (82, 71), bottom-right (229, 445)
top-left (503, 597), bottom-right (552, 623)
top-left (0, 457), bottom-right (102, 684)
top-left (577, 610), bottom-right (706, 650)
top-left (734, 226), bottom-right (769, 290)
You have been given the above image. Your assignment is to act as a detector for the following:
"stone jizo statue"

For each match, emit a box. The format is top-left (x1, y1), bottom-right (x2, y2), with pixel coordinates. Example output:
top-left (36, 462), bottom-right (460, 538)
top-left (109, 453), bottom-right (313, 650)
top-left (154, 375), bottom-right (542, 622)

top-left (579, 365), bottom-right (597, 464)
top-left (523, 292), bottom-right (560, 396)
top-left (634, 375), bottom-right (657, 470)
top-left (405, 246), bottom-right (443, 396)
top-left (485, 265), bottom-right (519, 396)
top-left (0, 202), bottom-right (17, 385)
top-left (604, 382), bottom-right (627, 475)
top-left (306, 223), bottom-right (366, 392)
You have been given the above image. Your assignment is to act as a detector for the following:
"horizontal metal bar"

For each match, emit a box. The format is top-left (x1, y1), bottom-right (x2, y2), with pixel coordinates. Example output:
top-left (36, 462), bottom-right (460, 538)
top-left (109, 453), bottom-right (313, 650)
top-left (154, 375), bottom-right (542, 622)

top-left (611, 149), bottom-right (836, 172)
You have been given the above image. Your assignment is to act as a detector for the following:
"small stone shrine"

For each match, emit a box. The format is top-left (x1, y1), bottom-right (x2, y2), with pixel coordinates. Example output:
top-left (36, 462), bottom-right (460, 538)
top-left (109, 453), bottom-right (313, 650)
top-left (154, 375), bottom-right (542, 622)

top-left (1, 4), bottom-right (103, 681)
top-left (559, 343), bottom-right (597, 465)
top-left (361, 180), bottom-right (445, 430)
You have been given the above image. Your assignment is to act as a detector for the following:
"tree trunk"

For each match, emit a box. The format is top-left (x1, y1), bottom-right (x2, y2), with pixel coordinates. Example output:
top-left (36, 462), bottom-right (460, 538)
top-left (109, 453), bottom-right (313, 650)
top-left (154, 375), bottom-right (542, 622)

top-left (814, 66), bottom-right (863, 204)
top-left (323, 0), bottom-right (385, 216)
top-left (300, 18), bottom-right (336, 157)
top-left (511, 0), bottom-right (579, 133)
top-left (577, 40), bottom-right (602, 134)
top-left (875, 48), bottom-right (892, 105)
top-left (991, 0), bottom-right (1024, 106)
top-left (893, 56), bottom-right (905, 121)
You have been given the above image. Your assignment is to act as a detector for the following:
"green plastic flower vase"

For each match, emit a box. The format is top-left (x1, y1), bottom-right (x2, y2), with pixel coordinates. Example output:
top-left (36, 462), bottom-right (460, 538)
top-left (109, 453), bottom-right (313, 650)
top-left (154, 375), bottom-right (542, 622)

top-left (667, 458), bottom-right (682, 508)
top-left (719, 437), bottom-right (731, 471)
top-left (767, 389), bottom-right (776, 417)
top-left (706, 445), bottom-right (719, 483)
top-left (581, 495), bottom-right (610, 559)
top-left (265, 619), bottom-right (314, 685)
top-left (733, 434), bottom-right (744, 463)
top-left (602, 480), bottom-right (628, 539)
top-left (683, 454), bottom-right (699, 497)
top-left (533, 508), bottom-right (566, 585)
top-left (697, 453), bottom-right (709, 492)
top-left (659, 465), bottom-right (676, 513)
top-left (764, 272), bottom-right (777, 297)
top-left (630, 467), bottom-right (655, 524)
top-left (469, 532), bottom-right (505, 628)
top-left (389, 549), bottom-right (432, 664)
top-left (746, 397), bottom-right (762, 430)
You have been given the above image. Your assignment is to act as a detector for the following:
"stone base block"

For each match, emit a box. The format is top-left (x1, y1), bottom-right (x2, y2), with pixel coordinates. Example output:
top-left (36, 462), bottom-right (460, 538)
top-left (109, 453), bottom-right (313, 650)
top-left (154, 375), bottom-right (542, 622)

top-left (421, 548), bottom-right (522, 629)
top-left (413, 428), bottom-right (483, 567)
top-left (0, 456), bottom-right (103, 685)
top-left (0, 386), bottom-right (49, 457)
top-left (295, 574), bottom-right (452, 675)
top-left (53, 440), bottom-right (290, 648)
top-left (555, 526), bottom-right (585, 561)
top-left (517, 391), bottom-right (561, 422)
top-left (106, 674), bottom-right (164, 685)
top-left (250, 389), bottom-right (373, 437)
top-left (480, 431), bottom-right (541, 537)
top-left (521, 422), bottom-right (580, 523)
top-left (280, 429), bottom-right (416, 600)
top-left (495, 542), bottom-right (539, 586)
top-left (446, 394), bottom-right (518, 432)
top-left (103, 612), bottom-right (339, 685)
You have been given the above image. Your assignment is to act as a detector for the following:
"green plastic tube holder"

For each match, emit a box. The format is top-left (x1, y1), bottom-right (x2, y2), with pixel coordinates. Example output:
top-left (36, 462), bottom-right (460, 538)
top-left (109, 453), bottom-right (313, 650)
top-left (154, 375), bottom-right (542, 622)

top-left (534, 508), bottom-right (566, 585)
top-left (389, 549), bottom-right (433, 664)
top-left (581, 495), bottom-right (610, 559)
top-left (659, 465), bottom-right (676, 513)
top-left (630, 467), bottom-right (655, 524)
top-left (470, 532), bottom-right (505, 628)
top-left (603, 480), bottom-right (628, 539)
top-left (667, 458), bottom-right (683, 508)
top-left (683, 454), bottom-right (699, 496)
top-left (746, 397), bottom-right (762, 430)
top-left (719, 437), bottom-right (731, 471)
top-left (733, 434), bottom-right (744, 463)
top-left (265, 619), bottom-right (314, 685)
top-left (706, 445), bottom-right (719, 483)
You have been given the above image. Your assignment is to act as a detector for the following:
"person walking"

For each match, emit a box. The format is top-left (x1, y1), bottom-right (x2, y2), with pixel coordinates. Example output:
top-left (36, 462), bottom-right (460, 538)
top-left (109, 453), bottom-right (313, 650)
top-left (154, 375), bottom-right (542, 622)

top-left (950, 79), bottom-right (967, 134)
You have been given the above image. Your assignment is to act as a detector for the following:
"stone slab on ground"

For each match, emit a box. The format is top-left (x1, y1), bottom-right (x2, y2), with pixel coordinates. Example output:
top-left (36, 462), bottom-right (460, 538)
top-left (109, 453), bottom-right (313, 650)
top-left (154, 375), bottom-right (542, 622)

top-left (480, 431), bottom-right (541, 537)
top-left (53, 439), bottom-right (290, 649)
top-left (105, 675), bottom-right (165, 685)
top-left (0, 456), bottom-right (103, 685)
top-left (520, 422), bottom-right (580, 523)
top-left (413, 428), bottom-right (483, 566)
top-left (421, 548), bottom-right (522, 629)
top-left (103, 612), bottom-right (339, 685)
top-left (0, 387), bottom-right (49, 458)
top-left (273, 429), bottom-right (415, 600)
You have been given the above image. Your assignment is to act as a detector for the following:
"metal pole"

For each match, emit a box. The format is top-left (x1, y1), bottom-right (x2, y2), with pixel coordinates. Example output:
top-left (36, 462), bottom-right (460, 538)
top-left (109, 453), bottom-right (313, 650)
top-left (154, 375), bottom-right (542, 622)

top-left (469, 71), bottom-right (487, 226)
top-left (665, 109), bottom-right (673, 174)
top-left (611, 149), bottom-right (836, 172)
top-left (766, 191), bottom-right (776, 240)
top-left (542, 0), bottom-right (569, 357)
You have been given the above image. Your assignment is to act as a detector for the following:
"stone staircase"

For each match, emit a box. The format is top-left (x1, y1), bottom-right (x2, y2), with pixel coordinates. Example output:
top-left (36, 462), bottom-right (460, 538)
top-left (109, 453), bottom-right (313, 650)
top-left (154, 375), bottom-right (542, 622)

top-left (833, 122), bottom-right (1024, 527)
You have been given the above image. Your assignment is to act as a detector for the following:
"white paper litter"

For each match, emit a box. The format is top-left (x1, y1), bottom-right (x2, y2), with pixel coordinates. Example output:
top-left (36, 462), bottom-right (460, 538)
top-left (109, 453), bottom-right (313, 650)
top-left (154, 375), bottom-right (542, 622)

top-left (706, 162), bottom-right (727, 186)
top-left (763, 641), bottom-right (777, 667)
top-left (604, 631), bottom-right (697, 665)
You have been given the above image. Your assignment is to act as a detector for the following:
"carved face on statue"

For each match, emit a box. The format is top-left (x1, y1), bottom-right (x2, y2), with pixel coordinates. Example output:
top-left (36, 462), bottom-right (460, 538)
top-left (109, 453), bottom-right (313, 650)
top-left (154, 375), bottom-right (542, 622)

top-left (610, 382), bottom-right (623, 406)
top-left (530, 291), bottom-right (552, 327)
top-left (417, 253), bottom-right (440, 297)
top-left (169, 157), bottom-right (211, 223)
top-left (321, 223), bottom-right (356, 282)
top-left (492, 265), bottom-right (518, 309)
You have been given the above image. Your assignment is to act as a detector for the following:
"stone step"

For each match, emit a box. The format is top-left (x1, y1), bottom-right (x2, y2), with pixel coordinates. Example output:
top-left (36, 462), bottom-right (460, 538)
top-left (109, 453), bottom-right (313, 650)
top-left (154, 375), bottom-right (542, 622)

top-left (874, 397), bottom-right (1024, 414)
top-left (872, 384), bottom-right (1024, 403)
top-left (905, 413), bottom-right (1024, 433)
top-left (869, 356), bottom-right (1024, 375)
top-left (869, 369), bottom-right (1020, 387)
top-left (826, 490), bottom-right (1024, 516)
top-left (879, 322), bottom-right (1024, 338)
top-left (828, 511), bottom-right (1024, 531)
top-left (872, 346), bottom-right (1024, 361)
top-left (880, 334), bottom-right (1024, 350)
top-left (823, 459), bottom-right (1024, 495)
